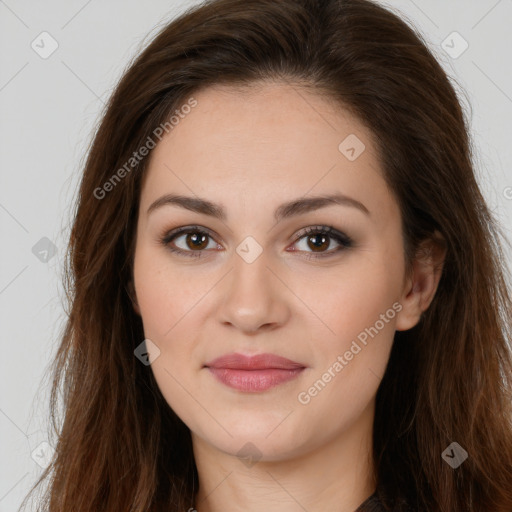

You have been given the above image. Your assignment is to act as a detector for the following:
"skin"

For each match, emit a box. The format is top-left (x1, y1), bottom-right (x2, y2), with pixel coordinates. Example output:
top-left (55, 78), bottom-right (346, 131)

top-left (131, 82), bottom-right (444, 512)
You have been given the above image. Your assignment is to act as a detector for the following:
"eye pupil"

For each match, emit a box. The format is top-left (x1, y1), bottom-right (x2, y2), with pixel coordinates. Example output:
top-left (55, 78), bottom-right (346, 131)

top-left (187, 232), bottom-right (208, 250)
top-left (308, 234), bottom-right (329, 252)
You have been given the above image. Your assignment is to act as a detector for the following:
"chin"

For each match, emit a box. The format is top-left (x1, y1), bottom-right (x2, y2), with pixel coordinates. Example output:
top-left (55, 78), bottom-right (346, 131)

top-left (197, 422), bottom-right (312, 462)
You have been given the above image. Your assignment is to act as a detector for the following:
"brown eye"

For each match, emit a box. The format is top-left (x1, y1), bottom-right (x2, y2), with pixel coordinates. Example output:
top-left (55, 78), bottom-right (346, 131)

top-left (292, 226), bottom-right (352, 257)
top-left (184, 232), bottom-right (209, 250)
top-left (161, 226), bottom-right (218, 258)
top-left (305, 233), bottom-right (330, 252)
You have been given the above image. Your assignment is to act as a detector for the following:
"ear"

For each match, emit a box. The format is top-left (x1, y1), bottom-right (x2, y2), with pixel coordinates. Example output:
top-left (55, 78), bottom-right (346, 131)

top-left (126, 280), bottom-right (141, 316)
top-left (395, 232), bottom-right (446, 331)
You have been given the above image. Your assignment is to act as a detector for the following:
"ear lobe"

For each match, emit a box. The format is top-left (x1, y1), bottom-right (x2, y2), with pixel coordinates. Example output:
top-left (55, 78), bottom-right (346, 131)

top-left (395, 233), bottom-right (446, 332)
top-left (127, 280), bottom-right (141, 316)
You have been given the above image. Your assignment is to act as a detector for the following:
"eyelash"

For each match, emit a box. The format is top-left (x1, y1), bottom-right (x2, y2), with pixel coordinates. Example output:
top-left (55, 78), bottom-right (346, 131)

top-left (159, 224), bottom-right (353, 260)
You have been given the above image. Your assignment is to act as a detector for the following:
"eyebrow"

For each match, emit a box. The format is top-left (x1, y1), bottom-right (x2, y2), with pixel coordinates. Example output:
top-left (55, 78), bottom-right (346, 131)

top-left (146, 192), bottom-right (370, 222)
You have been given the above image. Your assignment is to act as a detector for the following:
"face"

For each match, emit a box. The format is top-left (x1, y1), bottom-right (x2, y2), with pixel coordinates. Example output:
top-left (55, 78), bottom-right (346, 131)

top-left (132, 82), bottom-right (413, 461)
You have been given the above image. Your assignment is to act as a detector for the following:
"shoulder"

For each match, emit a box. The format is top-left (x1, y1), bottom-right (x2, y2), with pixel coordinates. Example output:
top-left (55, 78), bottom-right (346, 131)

top-left (355, 492), bottom-right (387, 512)
top-left (355, 491), bottom-right (416, 512)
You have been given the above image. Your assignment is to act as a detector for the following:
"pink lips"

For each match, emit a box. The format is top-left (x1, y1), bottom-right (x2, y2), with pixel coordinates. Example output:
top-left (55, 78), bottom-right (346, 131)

top-left (204, 353), bottom-right (306, 392)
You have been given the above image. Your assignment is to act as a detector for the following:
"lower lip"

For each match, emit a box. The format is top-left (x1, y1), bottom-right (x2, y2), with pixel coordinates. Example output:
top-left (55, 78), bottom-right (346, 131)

top-left (207, 367), bottom-right (305, 392)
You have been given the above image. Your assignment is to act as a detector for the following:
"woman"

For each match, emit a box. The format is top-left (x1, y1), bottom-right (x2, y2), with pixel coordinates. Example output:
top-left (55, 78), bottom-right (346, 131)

top-left (21, 0), bottom-right (512, 511)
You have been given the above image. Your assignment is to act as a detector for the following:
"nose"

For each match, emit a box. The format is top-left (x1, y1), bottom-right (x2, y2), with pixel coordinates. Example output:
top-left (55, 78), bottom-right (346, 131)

top-left (217, 247), bottom-right (290, 334)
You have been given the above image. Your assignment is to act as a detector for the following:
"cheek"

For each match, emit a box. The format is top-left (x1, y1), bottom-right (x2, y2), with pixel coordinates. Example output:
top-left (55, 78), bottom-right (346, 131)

top-left (290, 249), bottom-right (401, 403)
top-left (296, 302), bottom-right (396, 425)
top-left (133, 246), bottom-right (201, 340)
top-left (133, 253), bottom-right (204, 424)
top-left (291, 254), bottom-right (402, 347)
top-left (133, 245), bottom-right (212, 412)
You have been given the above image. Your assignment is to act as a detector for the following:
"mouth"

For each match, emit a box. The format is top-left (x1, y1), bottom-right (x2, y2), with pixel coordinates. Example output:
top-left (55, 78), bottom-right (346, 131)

top-left (204, 353), bottom-right (306, 392)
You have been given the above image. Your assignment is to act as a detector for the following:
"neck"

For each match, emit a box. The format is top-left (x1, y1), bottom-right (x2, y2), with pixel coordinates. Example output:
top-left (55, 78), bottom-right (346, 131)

top-left (192, 399), bottom-right (377, 512)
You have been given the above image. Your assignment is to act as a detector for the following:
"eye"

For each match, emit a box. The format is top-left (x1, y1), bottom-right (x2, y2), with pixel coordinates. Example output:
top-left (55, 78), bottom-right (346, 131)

top-left (159, 224), bottom-right (353, 259)
top-left (160, 225), bottom-right (220, 258)
top-left (290, 225), bottom-right (353, 259)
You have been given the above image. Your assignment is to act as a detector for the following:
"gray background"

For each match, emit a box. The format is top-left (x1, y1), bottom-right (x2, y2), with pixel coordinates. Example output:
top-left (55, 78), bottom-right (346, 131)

top-left (1, 0), bottom-right (511, 510)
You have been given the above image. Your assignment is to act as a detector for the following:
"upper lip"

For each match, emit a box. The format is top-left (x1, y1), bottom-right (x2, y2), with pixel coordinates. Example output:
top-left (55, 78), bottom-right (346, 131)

top-left (205, 353), bottom-right (305, 370)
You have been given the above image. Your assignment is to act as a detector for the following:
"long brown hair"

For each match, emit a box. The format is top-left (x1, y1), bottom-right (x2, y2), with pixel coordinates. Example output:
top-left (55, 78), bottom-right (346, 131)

top-left (20, 0), bottom-right (512, 510)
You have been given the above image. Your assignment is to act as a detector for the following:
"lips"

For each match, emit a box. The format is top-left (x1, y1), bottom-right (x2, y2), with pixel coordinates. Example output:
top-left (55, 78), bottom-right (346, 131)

top-left (205, 352), bottom-right (305, 370)
top-left (204, 353), bottom-right (306, 392)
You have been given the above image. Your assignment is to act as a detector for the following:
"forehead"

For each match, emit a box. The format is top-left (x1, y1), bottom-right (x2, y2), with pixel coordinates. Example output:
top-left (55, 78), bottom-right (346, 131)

top-left (154, 81), bottom-right (368, 157)
top-left (139, 82), bottom-right (391, 219)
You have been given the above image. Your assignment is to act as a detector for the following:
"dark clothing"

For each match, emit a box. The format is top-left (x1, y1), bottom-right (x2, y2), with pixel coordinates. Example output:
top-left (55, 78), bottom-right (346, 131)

top-left (355, 491), bottom-right (386, 512)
